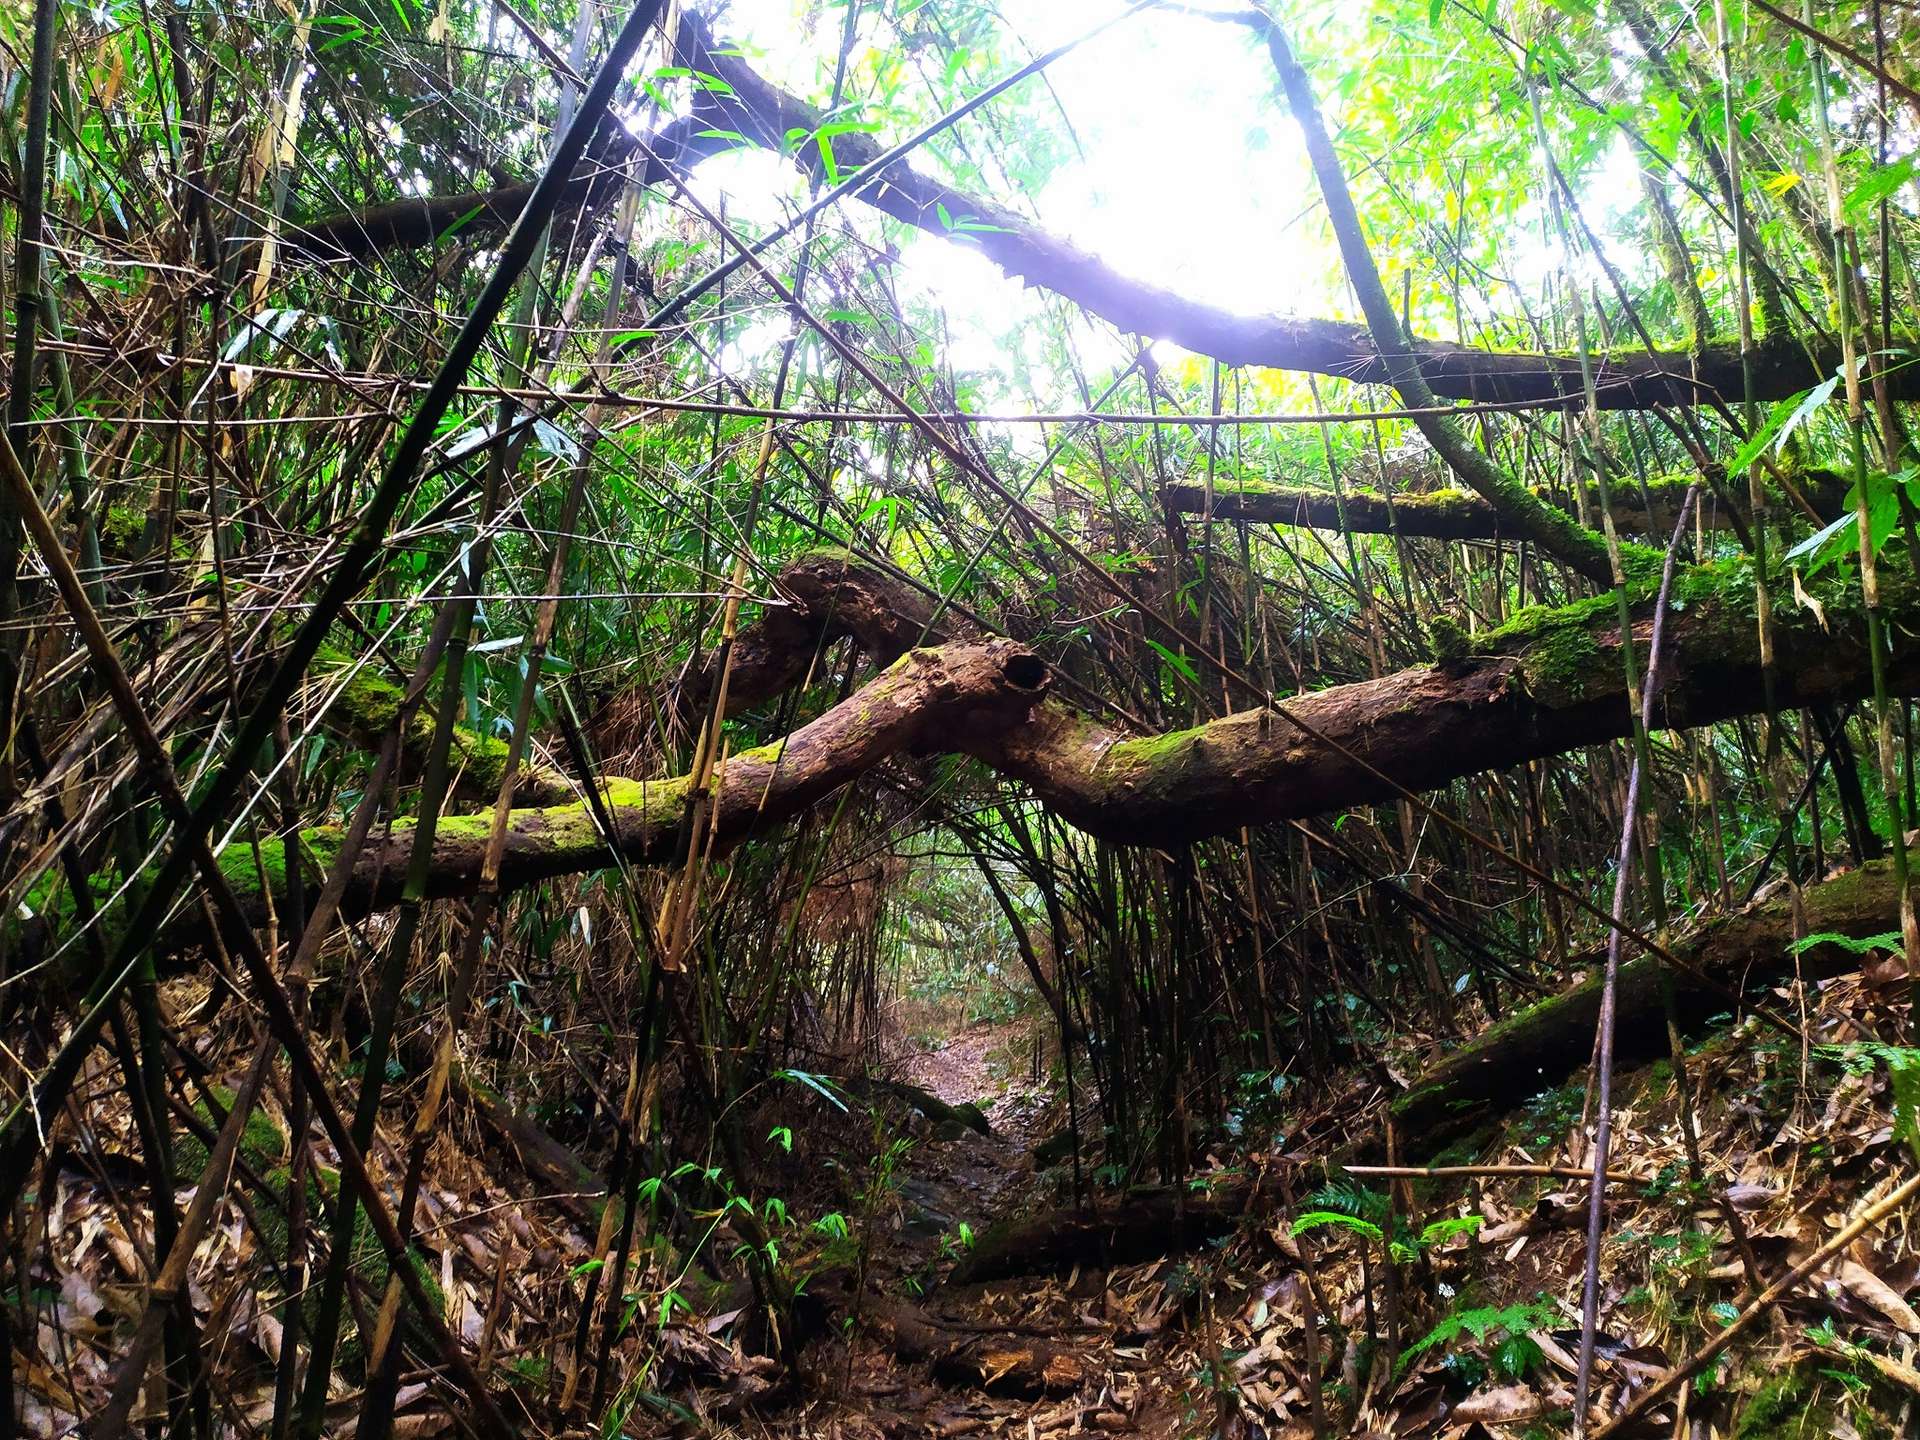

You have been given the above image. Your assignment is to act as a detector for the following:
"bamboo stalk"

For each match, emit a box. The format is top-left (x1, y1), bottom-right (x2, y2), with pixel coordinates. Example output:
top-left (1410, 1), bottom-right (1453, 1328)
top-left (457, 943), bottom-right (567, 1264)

top-left (1345, 1164), bottom-right (1639, 1183)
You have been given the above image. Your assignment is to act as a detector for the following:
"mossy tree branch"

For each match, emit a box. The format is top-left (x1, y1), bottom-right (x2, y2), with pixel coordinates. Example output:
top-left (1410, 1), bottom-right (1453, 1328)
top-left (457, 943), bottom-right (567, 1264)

top-left (311, 646), bottom-right (573, 804)
top-left (1162, 472), bottom-right (1848, 539)
top-left (1257, 16), bottom-right (1615, 583)
top-left (973, 560), bottom-right (1918, 843)
top-left (29, 559), bottom-right (1918, 968)
top-left (1389, 860), bottom-right (1907, 1150)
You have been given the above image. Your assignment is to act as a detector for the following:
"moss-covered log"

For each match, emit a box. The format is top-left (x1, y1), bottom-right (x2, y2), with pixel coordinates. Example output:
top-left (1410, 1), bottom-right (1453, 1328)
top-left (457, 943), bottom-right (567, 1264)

top-left (839, 1076), bottom-right (992, 1135)
top-left (27, 562), bottom-right (1918, 965)
top-left (1162, 472), bottom-right (1848, 539)
top-left (1389, 862), bottom-right (1905, 1151)
top-left (950, 1184), bottom-right (1246, 1283)
top-left (29, 642), bottom-right (1047, 966)
top-left (294, 640), bottom-right (1047, 911)
top-left (975, 560), bottom-right (1920, 845)
top-left (295, 11), bottom-right (1916, 411)
top-left (312, 647), bottom-right (574, 804)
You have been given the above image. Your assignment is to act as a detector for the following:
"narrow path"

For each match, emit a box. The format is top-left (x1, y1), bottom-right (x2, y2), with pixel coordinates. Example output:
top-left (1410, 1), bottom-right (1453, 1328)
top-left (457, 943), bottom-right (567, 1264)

top-left (799, 1024), bottom-right (1190, 1439)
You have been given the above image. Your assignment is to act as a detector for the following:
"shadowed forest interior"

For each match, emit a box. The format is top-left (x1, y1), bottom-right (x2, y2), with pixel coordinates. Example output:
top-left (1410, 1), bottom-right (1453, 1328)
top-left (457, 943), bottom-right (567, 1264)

top-left (6, 0), bottom-right (1920, 1434)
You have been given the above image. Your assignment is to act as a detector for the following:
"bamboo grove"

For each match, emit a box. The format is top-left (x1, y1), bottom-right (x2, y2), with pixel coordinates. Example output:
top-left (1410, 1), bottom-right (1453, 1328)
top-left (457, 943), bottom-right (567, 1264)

top-left (2, 0), bottom-right (1919, 1432)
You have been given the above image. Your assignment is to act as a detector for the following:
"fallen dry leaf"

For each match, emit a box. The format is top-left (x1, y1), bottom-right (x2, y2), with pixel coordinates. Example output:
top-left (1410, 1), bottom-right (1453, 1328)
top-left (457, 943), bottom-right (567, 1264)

top-left (1452, 1383), bottom-right (1544, 1423)
top-left (1833, 1259), bottom-right (1920, 1333)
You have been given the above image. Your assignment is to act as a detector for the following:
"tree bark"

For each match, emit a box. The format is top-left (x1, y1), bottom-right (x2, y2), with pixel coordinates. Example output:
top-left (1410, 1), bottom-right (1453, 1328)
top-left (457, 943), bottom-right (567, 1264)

top-left (1162, 472), bottom-right (1847, 539)
top-left (867, 1300), bottom-right (1094, 1395)
top-left (285, 114), bottom-right (717, 261)
top-left (34, 641), bottom-right (1046, 967)
top-left (31, 561), bottom-right (1919, 963)
top-left (1389, 861), bottom-right (1905, 1150)
top-left (972, 565), bottom-right (1919, 845)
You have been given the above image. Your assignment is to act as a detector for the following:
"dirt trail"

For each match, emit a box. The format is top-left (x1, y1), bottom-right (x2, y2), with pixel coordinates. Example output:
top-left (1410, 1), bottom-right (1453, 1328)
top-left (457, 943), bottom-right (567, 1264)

top-left (898, 1022), bottom-right (1048, 1139)
top-left (799, 1025), bottom-right (1192, 1439)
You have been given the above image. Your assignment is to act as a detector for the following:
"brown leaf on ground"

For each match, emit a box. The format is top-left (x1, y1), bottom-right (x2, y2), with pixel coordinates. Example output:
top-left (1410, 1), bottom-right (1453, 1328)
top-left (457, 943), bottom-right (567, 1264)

top-left (1451, 1383), bottom-right (1544, 1423)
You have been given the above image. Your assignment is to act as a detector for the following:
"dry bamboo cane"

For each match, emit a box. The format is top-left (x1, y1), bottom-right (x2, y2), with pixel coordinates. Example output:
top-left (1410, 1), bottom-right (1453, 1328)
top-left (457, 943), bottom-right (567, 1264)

top-left (1592, 1167), bottom-right (1920, 1438)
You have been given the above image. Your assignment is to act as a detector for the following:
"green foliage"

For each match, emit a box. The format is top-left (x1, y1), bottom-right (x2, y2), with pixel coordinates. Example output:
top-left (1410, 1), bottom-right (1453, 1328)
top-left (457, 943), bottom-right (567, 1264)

top-left (1306, 1178), bottom-right (1390, 1224)
top-left (1790, 930), bottom-right (1904, 957)
top-left (1813, 1041), bottom-right (1920, 1160)
top-left (1786, 470), bottom-right (1920, 575)
top-left (1399, 1297), bottom-right (1557, 1380)
top-left (774, 1068), bottom-right (848, 1113)
top-left (1391, 1214), bottom-right (1484, 1263)
top-left (1290, 1209), bottom-right (1383, 1242)
top-left (1727, 375), bottom-right (1837, 475)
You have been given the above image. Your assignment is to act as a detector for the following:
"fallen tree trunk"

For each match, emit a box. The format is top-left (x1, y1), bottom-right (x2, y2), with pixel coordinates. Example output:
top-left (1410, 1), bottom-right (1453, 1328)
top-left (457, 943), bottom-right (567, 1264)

top-left (1389, 861), bottom-right (1904, 1150)
top-left (1162, 473), bottom-right (1848, 539)
top-left (312, 640), bottom-right (1043, 907)
top-left (669, 548), bottom-right (962, 722)
top-left (839, 1076), bottom-right (992, 1135)
top-left (292, 12), bottom-right (1909, 410)
top-left (974, 561), bottom-right (1920, 845)
top-left (448, 1067), bottom-right (607, 1229)
top-left (950, 1184), bottom-right (1245, 1284)
top-left (27, 641), bottom-right (1045, 968)
top-left (313, 646), bottom-right (575, 805)
top-left (26, 559), bottom-right (1918, 964)
top-left (284, 114), bottom-right (719, 261)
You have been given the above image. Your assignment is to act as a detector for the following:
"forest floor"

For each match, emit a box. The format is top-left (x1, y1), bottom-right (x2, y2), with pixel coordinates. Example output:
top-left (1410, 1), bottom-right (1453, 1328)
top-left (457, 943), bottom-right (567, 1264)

top-left (20, 959), bottom-right (1920, 1438)
top-left (774, 1017), bottom-right (1208, 1440)
top-left (747, 961), bottom-right (1920, 1440)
